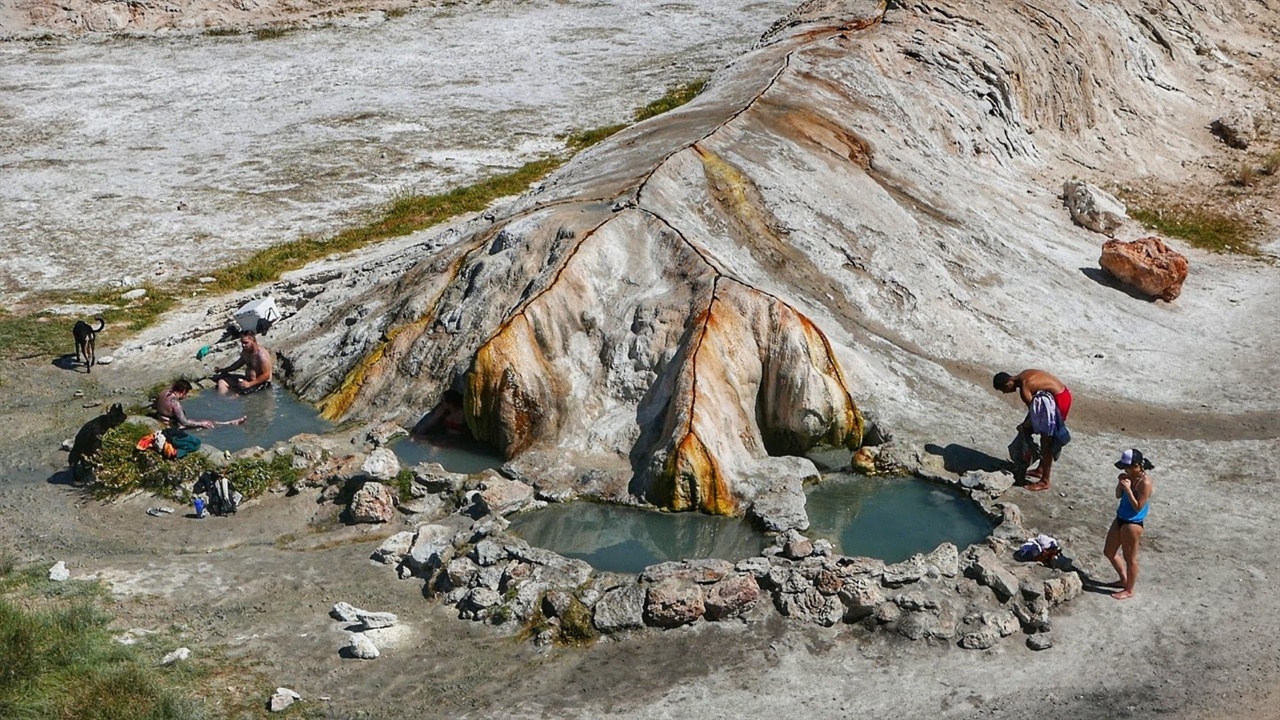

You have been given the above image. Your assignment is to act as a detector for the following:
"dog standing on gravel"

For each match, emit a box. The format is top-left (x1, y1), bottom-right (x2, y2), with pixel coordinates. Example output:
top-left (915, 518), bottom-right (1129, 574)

top-left (72, 317), bottom-right (105, 372)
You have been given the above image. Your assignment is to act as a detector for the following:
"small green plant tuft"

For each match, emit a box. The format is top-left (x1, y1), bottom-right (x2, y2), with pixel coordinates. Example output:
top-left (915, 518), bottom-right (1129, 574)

top-left (385, 6), bottom-right (409, 18)
top-left (564, 78), bottom-right (707, 152)
top-left (564, 123), bottom-right (629, 152)
top-left (203, 27), bottom-right (242, 37)
top-left (634, 79), bottom-right (707, 123)
top-left (394, 467), bottom-right (414, 503)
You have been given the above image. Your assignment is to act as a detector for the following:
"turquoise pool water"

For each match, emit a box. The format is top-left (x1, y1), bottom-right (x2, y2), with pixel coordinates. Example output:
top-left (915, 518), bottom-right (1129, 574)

top-left (804, 474), bottom-right (993, 564)
top-left (507, 502), bottom-right (769, 574)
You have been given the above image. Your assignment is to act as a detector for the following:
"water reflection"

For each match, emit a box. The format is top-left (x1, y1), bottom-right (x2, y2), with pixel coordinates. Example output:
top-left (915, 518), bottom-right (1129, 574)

top-left (805, 474), bottom-right (993, 563)
top-left (508, 503), bottom-right (769, 574)
top-left (178, 384), bottom-right (332, 451)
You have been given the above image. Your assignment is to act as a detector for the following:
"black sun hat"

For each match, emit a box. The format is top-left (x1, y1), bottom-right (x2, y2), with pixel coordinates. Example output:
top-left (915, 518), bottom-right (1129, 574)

top-left (1115, 448), bottom-right (1146, 469)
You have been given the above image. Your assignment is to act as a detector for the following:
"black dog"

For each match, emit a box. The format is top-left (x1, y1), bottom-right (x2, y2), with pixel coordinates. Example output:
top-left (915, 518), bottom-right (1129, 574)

top-left (73, 317), bottom-right (105, 372)
top-left (68, 403), bottom-right (127, 483)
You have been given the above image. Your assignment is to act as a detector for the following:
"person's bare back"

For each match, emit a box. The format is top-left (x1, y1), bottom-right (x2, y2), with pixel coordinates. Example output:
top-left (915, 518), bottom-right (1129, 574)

top-left (993, 368), bottom-right (1071, 491)
top-left (1010, 369), bottom-right (1065, 408)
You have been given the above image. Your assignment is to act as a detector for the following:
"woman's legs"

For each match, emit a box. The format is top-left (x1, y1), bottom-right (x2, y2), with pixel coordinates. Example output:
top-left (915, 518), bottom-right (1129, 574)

top-left (1103, 519), bottom-right (1126, 586)
top-left (1112, 523), bottom-right (1143, 600)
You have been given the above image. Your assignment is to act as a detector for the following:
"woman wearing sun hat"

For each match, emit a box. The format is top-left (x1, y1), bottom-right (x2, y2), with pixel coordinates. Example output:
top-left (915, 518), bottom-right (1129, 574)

top-left (1104, 448), bottom-right (1155, 600)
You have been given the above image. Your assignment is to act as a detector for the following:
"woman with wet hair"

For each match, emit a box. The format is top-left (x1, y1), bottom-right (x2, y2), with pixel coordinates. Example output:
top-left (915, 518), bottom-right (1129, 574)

top-left (1103, 448), bottom-right (1156, 600)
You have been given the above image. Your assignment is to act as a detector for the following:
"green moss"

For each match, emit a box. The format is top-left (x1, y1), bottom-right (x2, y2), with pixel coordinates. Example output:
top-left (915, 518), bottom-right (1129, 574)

top-left (558, 597), bottom-right (598, 645)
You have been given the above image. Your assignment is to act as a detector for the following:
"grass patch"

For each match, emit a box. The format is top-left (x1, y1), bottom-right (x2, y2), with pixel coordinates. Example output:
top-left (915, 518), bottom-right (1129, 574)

top-left (0, 563), bottom-right (273, 718)
top-left (0, 285), bottom-right (175, 362)
top-left (200, 155), bottom-right (564, 296)
top-left (203, 27), bottom-right (242, 37)
top-left (91, 422), bottom-right (213, 499)
top-left (634, 79), bottom-right (706, 122)
top-left (564, 78), bottom-right (707, 152)
top-left (1126, 203), bottom-right (1257, 255)
top-left (385, 6), bottom-right (410, 18)
top-left (253, 26), bottom-right (293, 41)
top-left (0, 565), bottom-right (213, 720)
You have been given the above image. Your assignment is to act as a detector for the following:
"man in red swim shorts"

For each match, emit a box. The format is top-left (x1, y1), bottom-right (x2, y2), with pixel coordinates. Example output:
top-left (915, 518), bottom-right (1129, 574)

top-left (993, 368), bottom-right (1072, 491)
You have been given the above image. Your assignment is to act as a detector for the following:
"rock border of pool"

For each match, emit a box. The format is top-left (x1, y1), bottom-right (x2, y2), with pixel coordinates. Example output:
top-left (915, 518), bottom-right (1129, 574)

top-left (272, 425), bottom-right (1082, 652)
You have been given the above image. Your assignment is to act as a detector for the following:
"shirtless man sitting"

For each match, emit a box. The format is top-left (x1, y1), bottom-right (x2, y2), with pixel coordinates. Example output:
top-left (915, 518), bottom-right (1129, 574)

top-left (993, 368), bottom-right (1072, 491)
top-left (214, 330), bottom-right (274, 395)
top-left (153, 379), bottom-right (215, 429)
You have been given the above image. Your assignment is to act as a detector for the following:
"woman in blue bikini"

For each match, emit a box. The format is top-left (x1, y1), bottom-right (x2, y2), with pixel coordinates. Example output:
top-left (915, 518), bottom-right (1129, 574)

top-left (1104, 448), bottom-right (1155, 600)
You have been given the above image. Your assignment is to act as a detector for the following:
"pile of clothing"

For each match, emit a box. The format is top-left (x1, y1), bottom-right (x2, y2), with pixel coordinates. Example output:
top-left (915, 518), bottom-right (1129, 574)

top-left (1015, 534), bottom-right (1061, 564)
top-left (135, 429), bottom-right (202, 459)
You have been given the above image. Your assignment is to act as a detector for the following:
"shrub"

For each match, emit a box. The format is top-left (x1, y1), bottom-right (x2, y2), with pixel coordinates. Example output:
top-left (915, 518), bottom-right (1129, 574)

top-left (253, 26), bottom-right (292, 40)
top-left (90, 422), bottom-right (213, 498)
top-left (1228, 162), bottom-right (1258, 187)
top-left (220, 454), bottom-right (299, 499)
top-left (1262, 151), bottom-right (1280, 176)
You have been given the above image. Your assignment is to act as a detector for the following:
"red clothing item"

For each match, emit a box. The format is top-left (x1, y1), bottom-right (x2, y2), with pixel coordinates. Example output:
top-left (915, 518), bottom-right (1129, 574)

top-left (1054, 387), bottom-right (1072, 420)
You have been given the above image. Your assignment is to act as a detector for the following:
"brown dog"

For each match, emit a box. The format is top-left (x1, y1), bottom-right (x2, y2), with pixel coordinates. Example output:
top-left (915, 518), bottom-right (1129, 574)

top-left (73, 317), bottom-right (105, 372)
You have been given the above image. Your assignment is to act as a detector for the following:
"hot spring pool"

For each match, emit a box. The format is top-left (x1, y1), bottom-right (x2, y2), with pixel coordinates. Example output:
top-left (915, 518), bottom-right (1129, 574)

top-left (804, 474), bottom-right (994, 564)
top-left (507, 502), bottom-right (769, 574)
top-left (177, 384), bottom-right (333, 452)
